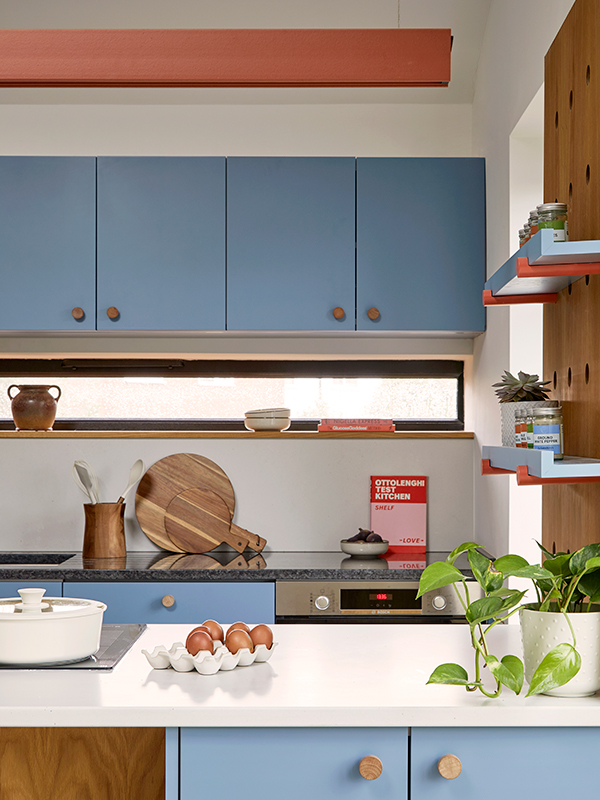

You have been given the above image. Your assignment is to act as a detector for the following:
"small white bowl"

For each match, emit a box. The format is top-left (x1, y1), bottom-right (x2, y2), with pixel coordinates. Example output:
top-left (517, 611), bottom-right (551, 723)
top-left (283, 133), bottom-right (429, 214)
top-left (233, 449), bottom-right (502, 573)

top-left (340, 539), bottom-right (389, 556)
top-left (245, 408), bottom-right (291, 418)
top-left (244, 417), bottom-right (291, 432)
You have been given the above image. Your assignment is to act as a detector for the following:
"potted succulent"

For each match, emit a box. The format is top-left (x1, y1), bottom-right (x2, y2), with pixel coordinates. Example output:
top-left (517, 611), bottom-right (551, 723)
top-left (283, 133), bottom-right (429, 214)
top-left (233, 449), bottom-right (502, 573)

top-left (493, 370), bottom-right (556, 447)
top-left (417, 541), bottom-right (600, 697)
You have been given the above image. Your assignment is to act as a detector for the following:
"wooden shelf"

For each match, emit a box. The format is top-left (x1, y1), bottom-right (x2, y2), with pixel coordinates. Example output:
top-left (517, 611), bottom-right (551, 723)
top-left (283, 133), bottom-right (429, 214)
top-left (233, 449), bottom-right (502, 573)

top-left (0, 430), bottom-right (474, 440)
top-left (483, 230), bottom-right (600, 305)
top-left (482, 445), bottom-right (600, 485)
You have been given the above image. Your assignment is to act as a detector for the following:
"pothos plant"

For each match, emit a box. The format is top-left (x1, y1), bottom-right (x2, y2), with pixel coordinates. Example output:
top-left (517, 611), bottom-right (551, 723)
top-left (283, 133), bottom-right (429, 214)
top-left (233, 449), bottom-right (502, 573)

top-left (416, 541), bottom-right (600, 698)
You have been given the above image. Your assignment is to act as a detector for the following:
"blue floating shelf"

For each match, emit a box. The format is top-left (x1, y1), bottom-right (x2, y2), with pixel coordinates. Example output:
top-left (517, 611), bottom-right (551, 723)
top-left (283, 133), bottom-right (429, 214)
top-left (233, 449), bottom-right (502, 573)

top-left (482, 445), bottom-right (600, 485)
top-left (483, 230), bottom-right (600, 304)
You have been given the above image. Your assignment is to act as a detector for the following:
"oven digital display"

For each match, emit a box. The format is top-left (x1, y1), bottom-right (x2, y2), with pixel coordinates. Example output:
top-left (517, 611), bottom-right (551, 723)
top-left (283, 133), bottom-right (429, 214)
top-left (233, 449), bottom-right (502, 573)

top-left (340, 588), bottom-right (421, 612)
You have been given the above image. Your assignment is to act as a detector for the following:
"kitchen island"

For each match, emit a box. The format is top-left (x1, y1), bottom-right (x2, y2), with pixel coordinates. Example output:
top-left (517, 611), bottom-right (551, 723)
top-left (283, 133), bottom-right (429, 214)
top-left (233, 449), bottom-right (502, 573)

top-left (1, 624), bottom-right (600, 799)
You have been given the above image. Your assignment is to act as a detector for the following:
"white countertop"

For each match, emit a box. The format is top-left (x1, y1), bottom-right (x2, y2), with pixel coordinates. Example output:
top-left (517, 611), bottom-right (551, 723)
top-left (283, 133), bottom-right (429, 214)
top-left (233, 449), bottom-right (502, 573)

top-left (2, 623), bottom-right (600, 728)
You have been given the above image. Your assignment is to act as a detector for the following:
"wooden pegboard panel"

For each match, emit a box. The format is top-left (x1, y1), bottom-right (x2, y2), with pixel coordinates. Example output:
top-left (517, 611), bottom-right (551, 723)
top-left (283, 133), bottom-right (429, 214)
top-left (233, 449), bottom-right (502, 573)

top-left (543, 0), bottom-right (600, 554)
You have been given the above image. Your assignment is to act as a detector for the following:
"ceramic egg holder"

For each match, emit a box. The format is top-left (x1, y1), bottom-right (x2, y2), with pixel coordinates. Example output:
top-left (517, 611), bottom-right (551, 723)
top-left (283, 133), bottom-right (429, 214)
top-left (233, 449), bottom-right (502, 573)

top-left (142, 640), bottom-right (277, 675)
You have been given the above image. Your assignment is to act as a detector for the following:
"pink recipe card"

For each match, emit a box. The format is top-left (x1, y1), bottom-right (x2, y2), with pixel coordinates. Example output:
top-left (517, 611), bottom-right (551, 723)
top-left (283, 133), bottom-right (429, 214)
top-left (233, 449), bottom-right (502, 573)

top-left (370, 476), bottom-right (427, 553)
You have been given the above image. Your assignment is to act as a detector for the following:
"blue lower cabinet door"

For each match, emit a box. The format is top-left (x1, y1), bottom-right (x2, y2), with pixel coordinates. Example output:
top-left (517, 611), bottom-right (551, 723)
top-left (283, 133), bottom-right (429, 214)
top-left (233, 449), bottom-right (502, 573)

top-left (227, 157), bottom-right (356, 331)
top-left (97, 156), bottom-right (226, 330)
top-left (0, 156), bottom-right (96, 331)
top-left (181, 728), bottom-right (408, 800)
top-left (0, 581), bottom-right (62, 598)
top-left (62, 581), bottom-right (274, 624)
top-left (411, 727), bottom-right (600, 799)
top-left (357, 158), bottom-right (486, 333)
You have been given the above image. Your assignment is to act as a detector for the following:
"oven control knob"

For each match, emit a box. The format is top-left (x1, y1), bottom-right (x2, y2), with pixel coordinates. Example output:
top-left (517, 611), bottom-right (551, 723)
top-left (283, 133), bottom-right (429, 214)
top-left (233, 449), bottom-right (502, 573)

top-left (314, 595), bottom-right (330, 611)
top-left (432, 595), bottom-right (447, 611)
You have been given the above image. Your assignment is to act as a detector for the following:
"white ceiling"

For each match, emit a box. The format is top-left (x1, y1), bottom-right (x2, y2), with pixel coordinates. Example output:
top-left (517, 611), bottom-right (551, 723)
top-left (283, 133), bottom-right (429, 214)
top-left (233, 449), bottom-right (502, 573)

top-left (0, 0), bottom-right (493, 105)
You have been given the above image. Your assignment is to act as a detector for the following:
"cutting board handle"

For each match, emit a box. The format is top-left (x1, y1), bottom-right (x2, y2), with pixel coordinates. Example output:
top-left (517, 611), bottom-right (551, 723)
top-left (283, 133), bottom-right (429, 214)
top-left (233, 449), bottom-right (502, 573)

top-left (232, 524), bottom-right (267, 553)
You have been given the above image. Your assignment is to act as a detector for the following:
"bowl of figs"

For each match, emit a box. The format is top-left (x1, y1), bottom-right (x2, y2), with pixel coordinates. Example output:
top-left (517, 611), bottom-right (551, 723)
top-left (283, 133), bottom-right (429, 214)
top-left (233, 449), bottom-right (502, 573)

top-left (340, 528), bottom-right (389, 557)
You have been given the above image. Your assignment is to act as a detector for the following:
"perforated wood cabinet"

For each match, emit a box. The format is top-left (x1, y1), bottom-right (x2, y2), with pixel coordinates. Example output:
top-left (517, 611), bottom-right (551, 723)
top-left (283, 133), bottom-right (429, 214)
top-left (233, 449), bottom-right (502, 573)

top-left (543, 0), bottom-right (600, 553)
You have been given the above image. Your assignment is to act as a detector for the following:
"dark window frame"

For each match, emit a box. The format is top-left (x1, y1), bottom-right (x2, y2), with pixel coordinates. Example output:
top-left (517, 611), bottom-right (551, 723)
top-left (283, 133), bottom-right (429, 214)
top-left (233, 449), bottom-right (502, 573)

top-left (0, 359), bottom-right (464, 432)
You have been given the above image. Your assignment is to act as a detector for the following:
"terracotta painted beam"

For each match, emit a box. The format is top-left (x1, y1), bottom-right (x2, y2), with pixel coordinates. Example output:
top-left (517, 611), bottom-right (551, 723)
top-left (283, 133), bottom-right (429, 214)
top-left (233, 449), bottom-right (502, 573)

top-left (0, 28), bottom-right (451, 88)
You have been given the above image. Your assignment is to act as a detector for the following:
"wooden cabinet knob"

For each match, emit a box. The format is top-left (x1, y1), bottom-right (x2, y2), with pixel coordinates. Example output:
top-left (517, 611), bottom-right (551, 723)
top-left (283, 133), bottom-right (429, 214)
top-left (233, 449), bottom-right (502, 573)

top-left (107, 306), bottom-right (120, 320)
top-left (332, 307), bottom-right (345, 320)
top-left (367, 307), bottom-right (380, 321)
top-left (438, 754), bottom-right (462, 780)
top-left (71, 307), bottom-right (84, 320)
top-left (161, 594), bottom-right (175, 608)
top-left (359, 755), bottom-right (383, 780)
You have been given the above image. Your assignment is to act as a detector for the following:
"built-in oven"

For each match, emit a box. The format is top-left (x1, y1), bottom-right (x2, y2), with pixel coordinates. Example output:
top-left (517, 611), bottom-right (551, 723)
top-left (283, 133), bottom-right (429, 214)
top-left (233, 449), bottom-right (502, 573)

top-left (275, 579), bottom-right (482, 623)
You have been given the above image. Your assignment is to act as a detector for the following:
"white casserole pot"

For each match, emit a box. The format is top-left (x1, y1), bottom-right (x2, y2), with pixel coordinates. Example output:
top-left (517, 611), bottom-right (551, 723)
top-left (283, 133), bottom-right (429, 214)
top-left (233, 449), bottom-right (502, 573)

top-left (0, 588), bottom-right (107, 665)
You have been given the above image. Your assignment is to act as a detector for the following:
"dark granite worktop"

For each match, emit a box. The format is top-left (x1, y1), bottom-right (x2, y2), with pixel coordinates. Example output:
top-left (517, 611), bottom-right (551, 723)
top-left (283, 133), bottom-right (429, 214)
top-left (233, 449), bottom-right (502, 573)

top-left (0, 550), bottom-right (460, 583)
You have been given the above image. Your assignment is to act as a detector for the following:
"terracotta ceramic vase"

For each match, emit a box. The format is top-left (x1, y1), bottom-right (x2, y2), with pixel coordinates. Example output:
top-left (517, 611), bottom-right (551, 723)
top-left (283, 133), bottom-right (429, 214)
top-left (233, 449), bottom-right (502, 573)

top-left (8, 384), bottom-right (62, 430)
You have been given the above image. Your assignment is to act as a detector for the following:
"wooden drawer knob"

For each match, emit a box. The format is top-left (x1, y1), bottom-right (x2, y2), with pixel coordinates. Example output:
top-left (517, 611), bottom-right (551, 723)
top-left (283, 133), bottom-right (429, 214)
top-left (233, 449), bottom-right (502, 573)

top-left (367, 307), bottom-right (380, 321)
top-left (438, 754), bottom-right (462, 780)
top-left (71, 307), bottom-right (84, 320)
top-left (332, 307), bottom-right (345, 320)
top-left (161, 594), bottom-right (175, 608)
top-left (359, 755), bottom-right (383, 780)
top-left (107, 306), bottom-right (120, 319)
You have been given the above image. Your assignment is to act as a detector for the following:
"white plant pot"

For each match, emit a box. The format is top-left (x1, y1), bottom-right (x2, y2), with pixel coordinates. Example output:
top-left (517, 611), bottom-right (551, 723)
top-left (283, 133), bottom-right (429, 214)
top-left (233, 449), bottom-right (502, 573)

top-left (500, 400), bottom-right (558, 447)
top-left (520, 607), bottom-right (600, 697)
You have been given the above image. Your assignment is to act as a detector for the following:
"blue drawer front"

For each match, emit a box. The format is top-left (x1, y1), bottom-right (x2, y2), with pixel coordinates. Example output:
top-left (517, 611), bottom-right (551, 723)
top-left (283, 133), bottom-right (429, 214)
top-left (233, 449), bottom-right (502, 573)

top-left (227, 156), bottom-right (356, 331)
top-left (0, 156), bottom-right (96, 331)
top-left (97, 156), bottom-right (226, 330)
top-left (62, 581), bottom-right (275, 624)
top-left (357, 157), bottom-right (486, 333)
top-left (181, 728), bottom-right (408, 800)
top-left (411, 727), bottom-right (600, 799)
top-left (0, 581), bottom-right (62, 599)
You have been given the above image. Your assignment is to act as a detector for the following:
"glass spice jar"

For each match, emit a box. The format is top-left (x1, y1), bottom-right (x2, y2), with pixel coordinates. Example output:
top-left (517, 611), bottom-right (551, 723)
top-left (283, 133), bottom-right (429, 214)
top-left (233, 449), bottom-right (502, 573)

top-left (537, 203), bottom-right (568, 242)
top-left (525, 412), bottom-right (535, 449)
top-left (518, 228), bottom-right (527, 247)
top-left (533, 406), bottom-right (563, 460)
top-left (523, 222), bottom-right (531, 243)
top-left (528, 210), bottom-right (539, 237)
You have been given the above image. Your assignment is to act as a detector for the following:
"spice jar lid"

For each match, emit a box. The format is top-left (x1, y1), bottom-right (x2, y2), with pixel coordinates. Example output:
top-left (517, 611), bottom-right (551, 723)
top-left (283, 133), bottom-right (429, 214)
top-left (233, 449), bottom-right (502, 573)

top-left (528, 210), bottom-right (539, 220)
top-left (536, 203), bottom-right (567, 212)
top-left (534, 406), bottom-right (562, 416)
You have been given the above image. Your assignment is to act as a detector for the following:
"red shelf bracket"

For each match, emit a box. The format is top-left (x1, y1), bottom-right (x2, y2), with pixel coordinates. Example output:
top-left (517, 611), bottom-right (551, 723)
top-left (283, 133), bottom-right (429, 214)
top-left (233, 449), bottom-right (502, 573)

top-left (482, 289), bottom-right (558, 306)
top-left (481, 458), bottom-right (514, 476)
top-left (516, 256), bottom-right (600, 279)
top-left (516, 464), bottom-right (600, 486)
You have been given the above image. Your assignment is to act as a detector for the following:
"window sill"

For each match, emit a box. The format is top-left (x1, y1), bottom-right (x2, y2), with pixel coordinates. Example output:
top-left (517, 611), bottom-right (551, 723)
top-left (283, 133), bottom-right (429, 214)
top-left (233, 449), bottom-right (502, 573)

top-left (0, 430), bottom-right (474, 440)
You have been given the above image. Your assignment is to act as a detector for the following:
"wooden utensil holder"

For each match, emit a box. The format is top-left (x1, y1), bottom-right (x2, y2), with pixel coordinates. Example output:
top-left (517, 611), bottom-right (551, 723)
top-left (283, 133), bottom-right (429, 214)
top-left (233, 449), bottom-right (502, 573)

top-left (83, 503), bottom-right (126, 559)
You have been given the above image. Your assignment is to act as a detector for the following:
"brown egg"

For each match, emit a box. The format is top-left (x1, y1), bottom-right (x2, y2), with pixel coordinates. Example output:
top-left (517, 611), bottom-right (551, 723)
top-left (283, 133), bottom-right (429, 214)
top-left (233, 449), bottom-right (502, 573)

top-left (250, 624), bottom-right (273, 650)
top-left (202, 619), bottom-right (224, 642)
top-left (186, 630), bottom-right (214, 656)
top-left (227, 621), bottom-right (251, 634)
top-left (187, 625), bottom-right (212, 640)
top-left (225, 628), bottom-right (254, 654)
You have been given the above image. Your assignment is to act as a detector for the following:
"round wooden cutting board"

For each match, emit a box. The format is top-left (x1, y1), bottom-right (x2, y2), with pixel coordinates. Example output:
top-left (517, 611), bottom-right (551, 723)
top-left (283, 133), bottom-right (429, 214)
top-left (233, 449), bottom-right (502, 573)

top-left (165, 488), bottom-right (249, 554)
top-left (135, 453), bottom-right (237, 552)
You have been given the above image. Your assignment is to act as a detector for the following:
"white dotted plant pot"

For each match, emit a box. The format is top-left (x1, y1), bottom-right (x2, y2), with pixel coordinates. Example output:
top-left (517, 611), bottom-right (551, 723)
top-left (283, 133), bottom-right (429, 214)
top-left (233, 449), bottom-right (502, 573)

top-left (500, 401), bottom-right (559, 447)
top-left (520, 608), bottom-right (600, 697)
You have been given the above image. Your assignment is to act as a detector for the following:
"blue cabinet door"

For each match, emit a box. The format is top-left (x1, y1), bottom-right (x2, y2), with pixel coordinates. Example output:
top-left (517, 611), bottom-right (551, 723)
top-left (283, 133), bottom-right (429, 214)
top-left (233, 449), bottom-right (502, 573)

top-left (0, 157), bottom-right (96, 331)
top-left (0, 581), bottom-right (62, 598)
top-left (62, 581), bottom-right (275, 624)
top-left (411, 727), bottom-right (600, 799)
top-left (180, 728), bottom-right (408, 800)
top-left (97, 157), bottom-right (226, 330)
top-left (227, 157), bottom-right (356, 330)
top-left (357, 158), bottom-right (486, 333)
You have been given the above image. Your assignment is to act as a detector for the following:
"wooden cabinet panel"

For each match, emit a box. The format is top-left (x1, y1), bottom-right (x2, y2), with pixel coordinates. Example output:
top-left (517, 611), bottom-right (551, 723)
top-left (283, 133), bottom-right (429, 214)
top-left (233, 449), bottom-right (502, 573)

top-left (356, 158), bottom-right (486, 333)
top-left (0, 728), bottom-right (164, 800)
top-left (227, 157), bottom-right (356, 331)
top-left (97, 157), bottom-right (226, 331)
top-left (411, 727), bottom-right (600, 799)
top-left (180, 727), bottom-right (408, 800)
top-left (62, 581), bottom-right (275, 624)
top-left (0, 157), bottom-right (96, 331)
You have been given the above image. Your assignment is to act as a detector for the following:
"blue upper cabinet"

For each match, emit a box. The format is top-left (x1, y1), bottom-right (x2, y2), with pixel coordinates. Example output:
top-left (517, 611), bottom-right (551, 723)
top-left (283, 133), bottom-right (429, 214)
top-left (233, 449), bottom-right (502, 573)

top-left (356, 158), bottom-right (486, 334)
top-left (227, 157), bottom-right (356, 330)
top-left (96, 157), bottom-right (226, 330)
top-left (0, 157), bottom-right (96, 331)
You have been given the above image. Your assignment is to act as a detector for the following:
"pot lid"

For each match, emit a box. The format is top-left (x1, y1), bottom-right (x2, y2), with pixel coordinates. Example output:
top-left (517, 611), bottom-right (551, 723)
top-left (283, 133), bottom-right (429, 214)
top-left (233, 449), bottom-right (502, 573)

top-left (0, 588), bottom-right (106, 619)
